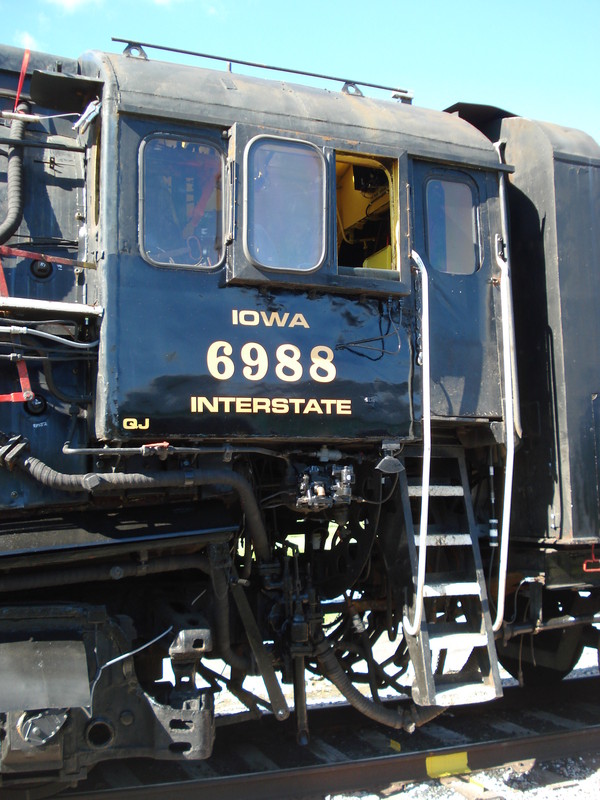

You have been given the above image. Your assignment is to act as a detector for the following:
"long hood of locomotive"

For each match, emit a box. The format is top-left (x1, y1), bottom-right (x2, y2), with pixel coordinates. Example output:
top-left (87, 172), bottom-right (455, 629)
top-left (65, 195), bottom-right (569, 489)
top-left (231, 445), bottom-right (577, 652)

top-left (96, 267), bottom-right (414, 442)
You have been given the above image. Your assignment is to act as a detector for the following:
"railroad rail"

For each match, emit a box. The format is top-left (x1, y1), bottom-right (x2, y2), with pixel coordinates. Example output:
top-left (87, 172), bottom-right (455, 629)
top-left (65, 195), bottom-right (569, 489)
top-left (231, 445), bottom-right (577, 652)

top-left (13, 670), bottom-right (594, 800)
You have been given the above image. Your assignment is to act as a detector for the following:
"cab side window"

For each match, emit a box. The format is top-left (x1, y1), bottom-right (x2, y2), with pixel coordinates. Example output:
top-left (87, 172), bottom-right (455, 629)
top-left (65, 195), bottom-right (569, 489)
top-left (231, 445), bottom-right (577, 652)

top-left (141, 136), bottom-right (223, 268)
top-left (244, 137), bottom-right (325, 271)
top-left (336, 154), bottom-right (396, 274)
top-left (425, 177), bottom-right (478, 274)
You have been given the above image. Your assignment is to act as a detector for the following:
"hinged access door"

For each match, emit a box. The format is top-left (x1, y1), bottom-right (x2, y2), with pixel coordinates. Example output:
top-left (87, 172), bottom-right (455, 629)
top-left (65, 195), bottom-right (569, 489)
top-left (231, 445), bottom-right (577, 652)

top-left (226, 122), bottom-right (328, 287)
top-left (411, 160), bottom-right (503, 420)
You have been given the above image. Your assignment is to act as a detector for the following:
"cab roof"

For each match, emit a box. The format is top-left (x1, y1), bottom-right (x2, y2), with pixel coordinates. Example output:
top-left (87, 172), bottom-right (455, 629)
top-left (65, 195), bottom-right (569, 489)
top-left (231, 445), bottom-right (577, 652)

top-left (78, 49), bottom-right (501, 169)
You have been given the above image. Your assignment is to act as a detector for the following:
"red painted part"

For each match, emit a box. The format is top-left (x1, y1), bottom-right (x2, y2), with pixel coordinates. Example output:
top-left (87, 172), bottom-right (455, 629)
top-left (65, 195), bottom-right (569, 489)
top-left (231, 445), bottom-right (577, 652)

top-left (584, 543), bottom-right (600, 573)
top-left (0, 255), bottom-right (33, 403)
top-left (13, 49), bottom-right (30, 112)
top-left (0, 244), bottom-right (93, 269)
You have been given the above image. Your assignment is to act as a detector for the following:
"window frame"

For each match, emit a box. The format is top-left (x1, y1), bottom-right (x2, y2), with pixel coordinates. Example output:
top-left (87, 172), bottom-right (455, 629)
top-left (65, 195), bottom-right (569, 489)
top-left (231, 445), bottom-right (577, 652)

top-left (242, 134), bottom-right (327, 274)
top-left (138, 132), bottom-right (227, 271)
top-left (226, 122), bottom-right (411, 295)
top-left (335, 151), bottom-right (400, 280)
top-left (423, 171), bottom-right (482, 275)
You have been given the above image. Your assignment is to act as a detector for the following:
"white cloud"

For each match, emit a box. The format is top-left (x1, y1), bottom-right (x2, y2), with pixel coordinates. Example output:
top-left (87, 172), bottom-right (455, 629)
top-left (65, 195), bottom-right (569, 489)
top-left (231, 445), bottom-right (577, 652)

top-left (44, 0), bottom-right (97, 11)
top-left (14, 31), bottom-right (40, 50)
top-left (151, 0), bottom-right (225, 14)
top-left (199, 1), bottom-right (227, 19)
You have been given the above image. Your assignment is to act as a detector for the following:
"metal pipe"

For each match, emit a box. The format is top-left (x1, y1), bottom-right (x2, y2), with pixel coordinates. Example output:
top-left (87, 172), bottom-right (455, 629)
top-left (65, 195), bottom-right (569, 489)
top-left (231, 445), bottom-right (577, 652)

top-left (293, 656), bottom-right (309, 745)
top-left (12, 452), bottom-right (270, 561)
top-left (0, 554), bottom-right (211, 593)
top-left (492, 227), bottom-right (516, 633)
top-left (503, 612), bottom-right (600, 640)
top-left (0, 110), bottom-right (78, 123)
top-left (493, 143), bottom-right (522, 439)
top-left (0, 297), bottom-right (102, 316)
top-left (0, 137), bottom-right (85, 152)
top-left (210, 565), bottom-right (251, 673)
top-left (0, 325), bottom-right (98, 349)
top-left (403, 250), bottom-right (431, 638)
top-left (62, 441), bottom-right (289, 460)
top-left (111, 37), bottom-right (413, 98)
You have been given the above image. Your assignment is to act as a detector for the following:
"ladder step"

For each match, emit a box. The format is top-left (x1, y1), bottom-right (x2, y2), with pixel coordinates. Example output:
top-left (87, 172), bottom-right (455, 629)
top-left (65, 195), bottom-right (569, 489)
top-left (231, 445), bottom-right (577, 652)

top-left (422, 578), bottom-right (480, 598)
top-left (415, 533), bottom-right (472, 547)
top-left (427, 629), bottom-right (488, 650)
top-left (408, 484), bottom-right (464, 497)
top-left (401, 448), bottom-right (504, 709)
top-left (433, 680), bottom-right (501, 706)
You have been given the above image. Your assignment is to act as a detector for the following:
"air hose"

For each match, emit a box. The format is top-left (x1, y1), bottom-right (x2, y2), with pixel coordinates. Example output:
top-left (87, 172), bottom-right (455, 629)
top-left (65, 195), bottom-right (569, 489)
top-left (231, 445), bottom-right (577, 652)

top-left (8, 449), bottom-right (270, 561)
top-left (0, 103), bottom-right (28, 244)
top-left (314, 634), bottom-right (444, 732)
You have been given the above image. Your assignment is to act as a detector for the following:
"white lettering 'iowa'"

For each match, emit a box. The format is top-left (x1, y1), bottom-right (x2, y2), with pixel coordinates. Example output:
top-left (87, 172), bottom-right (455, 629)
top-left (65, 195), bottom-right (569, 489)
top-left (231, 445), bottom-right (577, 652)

top-left (232, 310), bottom-right (309, 328)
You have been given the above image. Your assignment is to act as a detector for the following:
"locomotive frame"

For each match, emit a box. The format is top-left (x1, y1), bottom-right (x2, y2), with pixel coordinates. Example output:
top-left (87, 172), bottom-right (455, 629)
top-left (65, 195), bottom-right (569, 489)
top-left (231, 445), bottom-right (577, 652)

top-left (0, 38), bottom-right (599, 791)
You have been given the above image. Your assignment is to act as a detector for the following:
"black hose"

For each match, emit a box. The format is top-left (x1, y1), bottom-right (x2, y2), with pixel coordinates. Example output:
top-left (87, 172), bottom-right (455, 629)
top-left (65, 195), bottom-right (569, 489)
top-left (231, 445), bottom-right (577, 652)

top-left (314, 635), bottom-right (444, 732)
top-left (13, 453), bottom-right (270, 561)
top-left (0, 104), bottom-right (28, 244)
top-left (7, 446), bottom-right (265, 672)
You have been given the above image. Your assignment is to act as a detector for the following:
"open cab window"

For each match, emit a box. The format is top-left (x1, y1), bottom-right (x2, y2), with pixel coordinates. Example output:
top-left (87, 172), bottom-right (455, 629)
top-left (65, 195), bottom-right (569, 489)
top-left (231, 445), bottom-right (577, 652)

top-left (140, 136), bottom-right (224, 268)
top-left (336, 153), bottom-right (399, 280)
top-left (227, 125), bottom-right (409, 294)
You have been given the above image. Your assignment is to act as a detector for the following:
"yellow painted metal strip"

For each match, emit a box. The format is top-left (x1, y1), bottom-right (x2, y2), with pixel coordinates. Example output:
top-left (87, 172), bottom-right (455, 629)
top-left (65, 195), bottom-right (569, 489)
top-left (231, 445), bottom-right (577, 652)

top-left (426, 751), bottom-right (471, 778)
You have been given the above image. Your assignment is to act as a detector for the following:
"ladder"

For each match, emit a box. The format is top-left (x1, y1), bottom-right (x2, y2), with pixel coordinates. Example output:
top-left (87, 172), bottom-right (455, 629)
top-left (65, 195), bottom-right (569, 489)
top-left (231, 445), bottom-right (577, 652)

top-left (401, 446), bottom-right (503, 707)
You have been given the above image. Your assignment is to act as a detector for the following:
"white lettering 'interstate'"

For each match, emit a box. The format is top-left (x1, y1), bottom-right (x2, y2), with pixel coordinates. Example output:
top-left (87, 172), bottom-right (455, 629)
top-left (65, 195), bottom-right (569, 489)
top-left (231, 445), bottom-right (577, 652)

top-left (191, 396), bottom-right (352, 415)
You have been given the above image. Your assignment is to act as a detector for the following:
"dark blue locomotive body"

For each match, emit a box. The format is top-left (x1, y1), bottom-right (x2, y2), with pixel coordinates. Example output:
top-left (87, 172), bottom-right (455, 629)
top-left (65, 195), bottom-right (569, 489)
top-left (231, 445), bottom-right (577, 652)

top-left (0, 41), bottom-right (598, 790)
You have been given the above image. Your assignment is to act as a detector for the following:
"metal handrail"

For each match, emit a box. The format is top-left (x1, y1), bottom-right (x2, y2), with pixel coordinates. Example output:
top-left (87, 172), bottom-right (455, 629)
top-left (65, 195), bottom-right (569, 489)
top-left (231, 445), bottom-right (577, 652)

top-left (492, 160), bottom-right (517, 632)
top-left (111, 38), bottom-right (413, 101)
top-left (403, 250), bottom-right (431, 638)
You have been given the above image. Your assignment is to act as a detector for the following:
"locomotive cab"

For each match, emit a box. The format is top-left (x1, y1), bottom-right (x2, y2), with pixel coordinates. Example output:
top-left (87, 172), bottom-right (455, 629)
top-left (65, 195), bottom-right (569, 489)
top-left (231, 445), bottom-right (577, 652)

top-left (0, 41), bottom-right (598, 791)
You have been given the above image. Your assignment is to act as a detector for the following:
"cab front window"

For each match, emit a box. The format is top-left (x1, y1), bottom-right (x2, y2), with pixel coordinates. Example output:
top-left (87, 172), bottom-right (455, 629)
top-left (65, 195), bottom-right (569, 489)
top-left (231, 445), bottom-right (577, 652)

top-left (141, 136), bottom-right (223, 268)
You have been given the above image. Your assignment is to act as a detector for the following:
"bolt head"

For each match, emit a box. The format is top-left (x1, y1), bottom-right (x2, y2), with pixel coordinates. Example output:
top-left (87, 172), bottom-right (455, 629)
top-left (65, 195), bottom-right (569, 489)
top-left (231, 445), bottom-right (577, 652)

top-left (119, 710), bottom-right (134, 727)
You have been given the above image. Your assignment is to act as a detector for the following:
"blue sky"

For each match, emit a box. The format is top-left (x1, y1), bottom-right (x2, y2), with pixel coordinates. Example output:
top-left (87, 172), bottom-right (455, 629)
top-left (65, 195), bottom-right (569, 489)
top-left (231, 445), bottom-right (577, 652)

top-left (1, 0), bottom-right (599, 144)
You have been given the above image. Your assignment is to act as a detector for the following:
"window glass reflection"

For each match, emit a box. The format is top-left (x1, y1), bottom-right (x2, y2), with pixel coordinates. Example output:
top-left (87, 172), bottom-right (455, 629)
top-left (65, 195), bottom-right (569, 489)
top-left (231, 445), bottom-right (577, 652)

top-left (246, 138), bottom-right (325, 270)
top-left (426, 179), bottom-right (477, 274)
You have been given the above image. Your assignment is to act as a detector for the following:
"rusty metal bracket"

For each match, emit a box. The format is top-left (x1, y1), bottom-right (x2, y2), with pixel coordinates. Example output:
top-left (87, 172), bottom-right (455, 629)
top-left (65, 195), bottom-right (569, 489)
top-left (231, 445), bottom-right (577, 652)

top-left (229, 572), bottom-right (290, 722)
